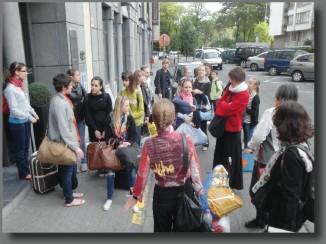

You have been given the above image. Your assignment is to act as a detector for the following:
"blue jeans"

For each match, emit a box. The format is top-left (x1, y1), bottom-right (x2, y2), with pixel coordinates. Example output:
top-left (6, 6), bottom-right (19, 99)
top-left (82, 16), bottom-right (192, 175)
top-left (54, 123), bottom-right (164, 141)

top-left (77, 121), bottom-right (87, 164)
top-left (58, 164), bottom-right (78, 204)
top-left (135, 125), bottom-right (142, 146)
top-left (106, 167), bottom-right (137, 199)
top-left (8, 122), bottom-right (31, 179)
top-left (243, 123), bottom-right (255, 149)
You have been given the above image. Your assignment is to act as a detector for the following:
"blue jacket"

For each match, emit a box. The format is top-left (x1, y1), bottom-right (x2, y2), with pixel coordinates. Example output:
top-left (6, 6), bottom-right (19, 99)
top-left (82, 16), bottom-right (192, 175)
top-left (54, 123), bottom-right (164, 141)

top-left (173, 95), bottom-right (197, 129)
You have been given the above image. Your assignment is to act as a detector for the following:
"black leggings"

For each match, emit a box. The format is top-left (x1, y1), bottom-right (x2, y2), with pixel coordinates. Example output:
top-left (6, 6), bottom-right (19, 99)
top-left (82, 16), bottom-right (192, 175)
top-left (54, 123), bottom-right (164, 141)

top-left (152, 180), bottom-right (194, 232)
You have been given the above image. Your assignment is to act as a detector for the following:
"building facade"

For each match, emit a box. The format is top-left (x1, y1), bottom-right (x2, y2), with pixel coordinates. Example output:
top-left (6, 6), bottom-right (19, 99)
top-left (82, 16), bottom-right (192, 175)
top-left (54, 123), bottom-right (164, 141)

top-left (2, 2), bottom-right (156, 166)
top-left (269, 2), bottom-right (314, 49)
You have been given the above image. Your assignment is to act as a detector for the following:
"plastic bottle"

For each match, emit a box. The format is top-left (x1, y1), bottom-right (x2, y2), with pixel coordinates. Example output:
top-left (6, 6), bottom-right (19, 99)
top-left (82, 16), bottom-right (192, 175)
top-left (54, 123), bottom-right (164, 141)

top-left (203, 209), bottom-right (213, 227)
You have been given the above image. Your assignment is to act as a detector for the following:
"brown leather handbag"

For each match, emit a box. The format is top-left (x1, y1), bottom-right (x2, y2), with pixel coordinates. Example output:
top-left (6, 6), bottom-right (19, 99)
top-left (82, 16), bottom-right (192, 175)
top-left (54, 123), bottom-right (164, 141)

top-left (86, 141), bottom-right (107, 170)
top-left (101, 138), bottom-right (125, 171)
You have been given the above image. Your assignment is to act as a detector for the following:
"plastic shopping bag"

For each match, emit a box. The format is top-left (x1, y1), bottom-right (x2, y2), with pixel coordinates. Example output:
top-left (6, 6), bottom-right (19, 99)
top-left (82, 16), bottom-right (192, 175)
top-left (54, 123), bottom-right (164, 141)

top-left (176, 123), bottom-right (208, 146)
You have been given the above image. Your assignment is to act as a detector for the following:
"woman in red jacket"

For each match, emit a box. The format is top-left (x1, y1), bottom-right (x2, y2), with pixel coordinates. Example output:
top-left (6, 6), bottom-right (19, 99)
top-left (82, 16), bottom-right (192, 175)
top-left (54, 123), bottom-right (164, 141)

top-left (212, 67), bottom-right (249, 190)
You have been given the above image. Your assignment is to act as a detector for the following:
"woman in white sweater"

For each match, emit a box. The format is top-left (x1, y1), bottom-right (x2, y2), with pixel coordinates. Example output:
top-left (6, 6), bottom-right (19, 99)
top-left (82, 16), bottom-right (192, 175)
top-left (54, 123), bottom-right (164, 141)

top-left (3, 62), bottom-right (39, 180)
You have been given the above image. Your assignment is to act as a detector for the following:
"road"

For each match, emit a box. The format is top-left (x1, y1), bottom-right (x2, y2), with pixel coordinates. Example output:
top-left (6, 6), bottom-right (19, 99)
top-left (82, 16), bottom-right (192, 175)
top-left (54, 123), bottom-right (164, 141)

top-left (2, 57), bottom-right (315, 233)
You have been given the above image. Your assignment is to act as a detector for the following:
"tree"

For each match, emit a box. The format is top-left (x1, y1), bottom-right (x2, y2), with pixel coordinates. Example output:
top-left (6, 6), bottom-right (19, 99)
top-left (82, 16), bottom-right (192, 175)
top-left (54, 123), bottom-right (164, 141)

top-left (254, 22), bottom-right (273, 43)
top-left (178, 19), bottom-right (198, 60)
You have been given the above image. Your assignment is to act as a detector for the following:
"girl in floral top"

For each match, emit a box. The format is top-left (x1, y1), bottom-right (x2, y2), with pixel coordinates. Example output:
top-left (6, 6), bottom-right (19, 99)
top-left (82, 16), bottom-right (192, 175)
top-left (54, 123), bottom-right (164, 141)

top-left (124, 99), bottom-right (204, 232)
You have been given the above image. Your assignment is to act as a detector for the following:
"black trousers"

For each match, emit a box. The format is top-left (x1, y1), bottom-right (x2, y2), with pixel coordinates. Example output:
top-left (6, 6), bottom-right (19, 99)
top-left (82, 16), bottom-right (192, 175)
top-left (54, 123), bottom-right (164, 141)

top-left (152, 181), bottom-right (194, 232)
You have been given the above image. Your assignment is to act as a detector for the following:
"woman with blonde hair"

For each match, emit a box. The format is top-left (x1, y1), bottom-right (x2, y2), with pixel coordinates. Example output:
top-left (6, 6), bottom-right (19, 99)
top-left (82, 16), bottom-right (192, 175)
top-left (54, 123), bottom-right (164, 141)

top-left (103, 96), bottom-right (137, 211)
top-left (124, 99), bottom-right (204, 232)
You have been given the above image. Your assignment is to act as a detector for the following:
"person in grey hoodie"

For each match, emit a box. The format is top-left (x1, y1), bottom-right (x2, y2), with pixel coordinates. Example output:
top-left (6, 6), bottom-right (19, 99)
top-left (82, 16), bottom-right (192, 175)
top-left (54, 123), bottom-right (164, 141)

top-left (48, 73), bottom-right (85, 207)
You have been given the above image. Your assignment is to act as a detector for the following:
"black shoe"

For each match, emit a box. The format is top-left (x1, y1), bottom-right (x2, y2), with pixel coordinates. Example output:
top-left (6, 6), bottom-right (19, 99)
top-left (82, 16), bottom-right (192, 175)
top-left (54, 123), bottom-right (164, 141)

top-left (245, 219), bottom-right (266, 229)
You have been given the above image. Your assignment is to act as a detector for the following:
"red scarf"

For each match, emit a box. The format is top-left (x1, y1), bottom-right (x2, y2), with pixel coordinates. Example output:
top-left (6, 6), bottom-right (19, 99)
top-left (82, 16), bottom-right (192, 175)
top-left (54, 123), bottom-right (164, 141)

top-left (180, 91), bottom-right (193, 104)
top-left (62, 93), bottom-right (81, 142)
top-left (10, 76), bottom-right (25, 92)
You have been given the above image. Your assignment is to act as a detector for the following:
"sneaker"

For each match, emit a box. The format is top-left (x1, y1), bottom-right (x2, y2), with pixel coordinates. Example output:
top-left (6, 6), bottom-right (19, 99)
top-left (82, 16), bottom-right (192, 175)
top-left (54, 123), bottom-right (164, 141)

top-left (76, 166), bottom-right (80, 173)
top-left (202, 146), bottom-right (208, 151)
top-left (132, 205), bottom-right (140, 213)
top-left (103, 199), bottom-right (112, 211)
top-left (245, 219), bottom-right (266, 229)
top-left (81, 164), bottom-right (88, 172)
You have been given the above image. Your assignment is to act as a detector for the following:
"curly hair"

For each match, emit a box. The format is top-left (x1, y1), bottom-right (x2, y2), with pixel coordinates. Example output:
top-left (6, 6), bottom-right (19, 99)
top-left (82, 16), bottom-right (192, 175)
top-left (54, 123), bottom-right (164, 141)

top-left (273, 100), bottom-right (314, 144)
top-left (152, 99), bottom-right (175, 133)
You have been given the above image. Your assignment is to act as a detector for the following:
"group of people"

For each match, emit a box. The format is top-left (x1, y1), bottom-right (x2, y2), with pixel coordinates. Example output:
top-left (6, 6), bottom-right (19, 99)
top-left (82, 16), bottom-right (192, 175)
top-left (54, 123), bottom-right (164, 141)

top-left (3, 58), bottom-right (314, 232)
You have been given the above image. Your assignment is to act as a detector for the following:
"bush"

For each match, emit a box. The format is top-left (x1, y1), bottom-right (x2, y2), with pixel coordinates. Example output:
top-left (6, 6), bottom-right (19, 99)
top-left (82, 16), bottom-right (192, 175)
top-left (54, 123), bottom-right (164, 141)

top-left (28, 82), bottom-right (51, 107)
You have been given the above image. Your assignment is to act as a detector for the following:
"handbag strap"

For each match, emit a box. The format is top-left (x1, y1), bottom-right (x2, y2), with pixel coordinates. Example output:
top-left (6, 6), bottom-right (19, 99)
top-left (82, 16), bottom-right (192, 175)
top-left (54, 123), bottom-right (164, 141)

top-left (180, 132), bottom-right (189, 195)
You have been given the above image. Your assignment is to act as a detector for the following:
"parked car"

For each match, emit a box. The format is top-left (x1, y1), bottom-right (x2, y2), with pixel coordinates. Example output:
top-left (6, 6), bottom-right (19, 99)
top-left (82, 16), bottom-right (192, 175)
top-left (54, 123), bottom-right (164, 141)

top-left (234, 46), bottom-right (269, 67)
top-left (246, 52), bottom-right (268, 71)
top-left (173, 61), bottom-right (204, 85)
top-left (195, 49), bottom-right (204, 58)
top-left (264, 49), bottom-right (308, 76)
top-left (158, 52), bottom-right (169, 60)
top-left (287, 53), bottom-right (314, 82)
top-left (197, 49), bottom-right (223, 70)
top-left (221, 49), bottom-right (236, 64)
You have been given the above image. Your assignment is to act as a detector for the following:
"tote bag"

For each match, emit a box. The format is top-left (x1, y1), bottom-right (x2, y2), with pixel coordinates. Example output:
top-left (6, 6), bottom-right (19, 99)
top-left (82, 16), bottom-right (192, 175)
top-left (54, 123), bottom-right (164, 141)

top-left (208, 115), bottom-right (227, 139)
top-left (176, 123), bottom-right (208, 146)
top-left (115, 143), bottom-right (141, 169)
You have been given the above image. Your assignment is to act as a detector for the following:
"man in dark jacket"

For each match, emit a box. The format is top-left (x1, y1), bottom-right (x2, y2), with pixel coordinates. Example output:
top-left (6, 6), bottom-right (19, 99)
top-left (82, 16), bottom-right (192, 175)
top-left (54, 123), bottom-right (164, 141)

top-left (154, 59), bottom-right (172, 99)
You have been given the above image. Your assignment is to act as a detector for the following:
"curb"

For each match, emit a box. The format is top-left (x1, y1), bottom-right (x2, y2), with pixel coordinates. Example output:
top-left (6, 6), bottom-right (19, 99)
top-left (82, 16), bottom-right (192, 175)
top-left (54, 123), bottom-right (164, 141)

top-left (2, 183), bottom-right (32, 219)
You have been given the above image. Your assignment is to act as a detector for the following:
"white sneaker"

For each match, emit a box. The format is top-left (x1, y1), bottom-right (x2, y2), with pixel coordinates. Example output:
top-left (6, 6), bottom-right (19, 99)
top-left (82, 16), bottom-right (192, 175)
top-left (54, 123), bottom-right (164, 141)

top-left (132, 205), bottom-right (140, 213)
top-left (202, 146), bottom-right (208, 151)
top-left (103, 199), bottom-right (112, 211)
top-left (81, 164), bottom-right (88, 172)
top-left (76, 166), bottom-right (80, 173)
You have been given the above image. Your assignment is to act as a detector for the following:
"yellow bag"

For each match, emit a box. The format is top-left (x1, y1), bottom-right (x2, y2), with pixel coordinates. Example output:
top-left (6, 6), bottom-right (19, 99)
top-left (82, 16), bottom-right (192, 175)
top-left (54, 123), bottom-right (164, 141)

top-left (207, 187), bottom-right (243, 218)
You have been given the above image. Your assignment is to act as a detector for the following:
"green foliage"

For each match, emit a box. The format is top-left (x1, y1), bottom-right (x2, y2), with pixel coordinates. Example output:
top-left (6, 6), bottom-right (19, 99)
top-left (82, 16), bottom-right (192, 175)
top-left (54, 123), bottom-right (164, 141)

top-left (28, 82), bottom-right (51, 107)
top-left (178, 19), bottom-right (198, 57)
top-left (254, 22), bottom-right (273, 43)
top-left (304, 39), bottom-right (313, 46)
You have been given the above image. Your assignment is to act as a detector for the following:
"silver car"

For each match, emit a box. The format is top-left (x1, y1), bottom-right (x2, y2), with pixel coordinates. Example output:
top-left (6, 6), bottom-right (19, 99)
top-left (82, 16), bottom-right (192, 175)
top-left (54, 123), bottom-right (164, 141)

top-left (287, 53), bottom-right (315, 82)
top-left (246, 52), bottom-right (268, 71)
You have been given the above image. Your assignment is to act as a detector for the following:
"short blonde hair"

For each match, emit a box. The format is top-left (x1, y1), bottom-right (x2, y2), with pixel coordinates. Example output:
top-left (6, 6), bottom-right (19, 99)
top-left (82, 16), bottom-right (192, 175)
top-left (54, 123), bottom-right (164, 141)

top-left (162, 59), bottom-right (170, 65)
top-left (152, 99), bottom-right (175, 133)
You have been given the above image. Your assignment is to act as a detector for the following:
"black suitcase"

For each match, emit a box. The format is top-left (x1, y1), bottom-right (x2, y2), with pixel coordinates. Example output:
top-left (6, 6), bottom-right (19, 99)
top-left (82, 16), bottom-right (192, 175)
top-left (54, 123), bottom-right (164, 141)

top-left (29, 153), bottom-right (59, 194)
top-left (114, 170), bottom-right (130, 190)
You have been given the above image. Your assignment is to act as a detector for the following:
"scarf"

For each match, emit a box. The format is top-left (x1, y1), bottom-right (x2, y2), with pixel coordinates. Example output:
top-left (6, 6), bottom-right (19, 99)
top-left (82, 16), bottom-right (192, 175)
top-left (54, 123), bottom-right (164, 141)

top-left (62, 93), bottom-right (81, 142)
top-left (114, 115), bottom-right (128, 141)
top-left (252, 142), bottom-right (313, 194)
top-left (180, 91), bottom-right (193, 104)
top-left (10, 76), bottom-right (25, 92)
top-left (228, 81), bottom-right (248, 93)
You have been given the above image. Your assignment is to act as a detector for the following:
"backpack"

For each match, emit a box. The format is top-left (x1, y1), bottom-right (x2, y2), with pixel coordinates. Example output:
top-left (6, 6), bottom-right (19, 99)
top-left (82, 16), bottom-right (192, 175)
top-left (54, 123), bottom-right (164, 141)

top-left (281, 144), bottom-right (314, 223)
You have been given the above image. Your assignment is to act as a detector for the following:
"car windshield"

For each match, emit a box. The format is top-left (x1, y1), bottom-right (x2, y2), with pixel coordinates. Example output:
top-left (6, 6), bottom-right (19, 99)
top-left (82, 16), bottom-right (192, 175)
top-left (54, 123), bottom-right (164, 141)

top-left (205, 52), bottom-right (219, 59)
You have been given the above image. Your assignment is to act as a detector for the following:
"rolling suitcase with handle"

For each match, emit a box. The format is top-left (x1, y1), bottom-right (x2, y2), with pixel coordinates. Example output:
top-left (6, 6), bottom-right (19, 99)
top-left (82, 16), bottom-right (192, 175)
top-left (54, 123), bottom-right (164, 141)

top-left (29, 152), bottom-right (59, 194)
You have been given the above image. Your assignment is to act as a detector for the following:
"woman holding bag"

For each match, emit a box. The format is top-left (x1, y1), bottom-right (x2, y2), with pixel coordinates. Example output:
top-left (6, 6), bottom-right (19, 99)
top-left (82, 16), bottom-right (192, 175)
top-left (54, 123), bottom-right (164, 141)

top-left (102, 96), bottom-right (137, 211)
top-left (124, 99), bottom-right (204, 232)
top-left (48, 73), bottom-right (85, 207)
top-left (212, 67), bottom-right (249, 190)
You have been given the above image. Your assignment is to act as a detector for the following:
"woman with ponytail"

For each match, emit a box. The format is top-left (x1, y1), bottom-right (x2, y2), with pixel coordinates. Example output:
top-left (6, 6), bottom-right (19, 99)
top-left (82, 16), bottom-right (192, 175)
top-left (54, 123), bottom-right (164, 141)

top-left (3, 62), bottom-right (39, 180)
top-left (124, 99), bottom-right (204, 232)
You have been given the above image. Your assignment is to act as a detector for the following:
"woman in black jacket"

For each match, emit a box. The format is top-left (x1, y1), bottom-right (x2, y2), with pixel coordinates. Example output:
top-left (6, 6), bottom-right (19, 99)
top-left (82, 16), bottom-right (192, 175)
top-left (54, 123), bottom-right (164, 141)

top-left (103, 96), bottom-right (137, 211)
top-left (67, 69), bottom-right (88, 172)
top-left (192, 65), bottom-right (211, 151)
top-left (252, 101), bottom-right (314, 232)
top-left (85, 76), bottom-right (113, 176)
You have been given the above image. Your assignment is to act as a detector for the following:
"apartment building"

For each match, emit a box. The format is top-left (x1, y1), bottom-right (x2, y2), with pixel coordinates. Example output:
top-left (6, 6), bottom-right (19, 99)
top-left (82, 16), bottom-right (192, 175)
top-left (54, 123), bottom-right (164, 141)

top-left (269, 2), bottom-right (314, 49)
top-left (2, 2), bottom-right (158, 166)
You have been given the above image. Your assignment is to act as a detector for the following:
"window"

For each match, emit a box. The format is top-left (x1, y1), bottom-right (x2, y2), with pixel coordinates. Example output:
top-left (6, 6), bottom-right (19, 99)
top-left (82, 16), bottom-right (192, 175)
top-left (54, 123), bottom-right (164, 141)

top-left (288, 15), bottom-right (293, 25)
top-left (296, 11), bottom-right (310, 24)
top-left (297, 55), bottom-right (310, 62)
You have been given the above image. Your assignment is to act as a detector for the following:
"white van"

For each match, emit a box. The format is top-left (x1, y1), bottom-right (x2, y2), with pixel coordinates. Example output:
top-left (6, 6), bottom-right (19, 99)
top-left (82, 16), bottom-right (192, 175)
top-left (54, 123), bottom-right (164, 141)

top-left (199, 49), bottom-right (223, 70)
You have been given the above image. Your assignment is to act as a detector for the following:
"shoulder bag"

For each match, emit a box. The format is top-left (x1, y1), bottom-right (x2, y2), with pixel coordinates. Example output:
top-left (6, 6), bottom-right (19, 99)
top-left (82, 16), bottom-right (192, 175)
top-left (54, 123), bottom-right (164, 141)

top-left (101, 138), bottom-right (125, 171)
top-left (175, 133), bottom-right (203, 232)
top-left (199, 95), bottom-right (214, 121)
top-left (208, 92), bottom-right (233, 139)
top-left (87, 141), bottom-right (107, 170)
top-left (115, 142), bottom-right (141, 169)
top-left (37, 136), bottom-right (77, 165)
